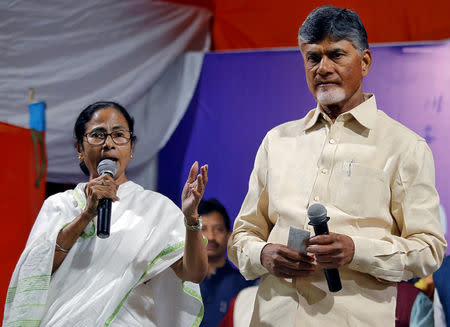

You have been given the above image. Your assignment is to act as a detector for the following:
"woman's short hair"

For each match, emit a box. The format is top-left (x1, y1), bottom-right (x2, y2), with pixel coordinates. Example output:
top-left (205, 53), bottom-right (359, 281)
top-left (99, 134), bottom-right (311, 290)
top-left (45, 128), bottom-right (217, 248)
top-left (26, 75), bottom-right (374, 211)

top-left (298, 5), bottom-right (369, 53)
top-left (74, 101), bottom-right (136, 147)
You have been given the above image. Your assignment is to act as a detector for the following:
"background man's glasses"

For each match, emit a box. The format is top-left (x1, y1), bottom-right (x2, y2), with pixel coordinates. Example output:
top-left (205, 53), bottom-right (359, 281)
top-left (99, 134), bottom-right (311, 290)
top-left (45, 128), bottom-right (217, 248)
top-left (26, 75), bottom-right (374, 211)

top-left (84, 130), bottom-right (132, 145)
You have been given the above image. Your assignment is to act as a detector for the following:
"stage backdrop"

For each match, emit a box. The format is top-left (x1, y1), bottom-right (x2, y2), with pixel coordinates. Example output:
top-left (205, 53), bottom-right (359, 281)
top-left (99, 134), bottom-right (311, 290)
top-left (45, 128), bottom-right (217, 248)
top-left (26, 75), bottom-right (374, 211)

top-left (158, 41), bottom-right (450, 251)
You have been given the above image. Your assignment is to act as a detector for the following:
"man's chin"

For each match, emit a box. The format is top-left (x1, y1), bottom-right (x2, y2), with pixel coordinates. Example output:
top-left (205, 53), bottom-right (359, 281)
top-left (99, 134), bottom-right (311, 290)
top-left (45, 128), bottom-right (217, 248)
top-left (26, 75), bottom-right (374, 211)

top-left (316, 90), bottom-right (346, 106)
top-left (207, 252), bottom-right (226, 261)
top-left (206, 249), bottom-right (219, 257)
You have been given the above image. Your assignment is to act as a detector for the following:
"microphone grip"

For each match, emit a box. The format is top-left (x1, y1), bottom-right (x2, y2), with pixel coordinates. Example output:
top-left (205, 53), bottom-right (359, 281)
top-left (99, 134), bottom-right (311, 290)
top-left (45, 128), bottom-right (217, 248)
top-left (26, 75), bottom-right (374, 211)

top-left (97, 198), bottom-right (111, 238)
top-left (312, 223), bottom-right (329, 236)
top-left (324, 268), bottom-right (342, 292)
top-left (312, 222), bottom-right (343, 292)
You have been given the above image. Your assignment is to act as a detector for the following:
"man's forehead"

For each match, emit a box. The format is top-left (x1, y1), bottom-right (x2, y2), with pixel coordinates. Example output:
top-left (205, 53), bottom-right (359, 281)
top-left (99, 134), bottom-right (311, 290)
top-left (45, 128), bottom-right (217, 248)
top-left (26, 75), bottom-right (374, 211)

top-left (202, 211), bottom-right (226, 224)
top-left (300, 38), bottom-right (356, 53)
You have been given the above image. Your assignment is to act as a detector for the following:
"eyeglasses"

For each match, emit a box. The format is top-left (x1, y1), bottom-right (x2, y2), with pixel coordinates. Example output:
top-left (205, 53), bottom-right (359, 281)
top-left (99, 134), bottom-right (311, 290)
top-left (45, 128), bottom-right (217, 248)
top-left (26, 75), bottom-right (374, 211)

top-left (84, 130), bottom-right (133, 145)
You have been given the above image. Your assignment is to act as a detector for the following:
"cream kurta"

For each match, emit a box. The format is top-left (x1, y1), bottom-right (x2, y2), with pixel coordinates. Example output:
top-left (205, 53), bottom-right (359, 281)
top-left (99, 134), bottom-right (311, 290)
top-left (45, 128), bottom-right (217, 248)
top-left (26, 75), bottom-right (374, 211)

top-left (4, 181), bottom-right (203, 327)
top-left (228, 94), bottom-right (447, 327)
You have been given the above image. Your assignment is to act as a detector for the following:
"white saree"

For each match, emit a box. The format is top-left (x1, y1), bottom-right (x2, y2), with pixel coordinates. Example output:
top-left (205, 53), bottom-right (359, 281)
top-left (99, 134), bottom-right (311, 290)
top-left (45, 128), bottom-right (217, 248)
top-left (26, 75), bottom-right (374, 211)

top-left (4, 181), bottom-right (203, 327)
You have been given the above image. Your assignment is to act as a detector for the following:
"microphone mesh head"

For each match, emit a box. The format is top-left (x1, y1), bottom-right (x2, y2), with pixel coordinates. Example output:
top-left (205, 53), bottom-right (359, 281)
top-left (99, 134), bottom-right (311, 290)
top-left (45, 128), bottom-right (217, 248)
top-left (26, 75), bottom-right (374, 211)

top-left (307, 203), bottom-right (328, 225)
top-left (97, 159), bottom-right (117, 177)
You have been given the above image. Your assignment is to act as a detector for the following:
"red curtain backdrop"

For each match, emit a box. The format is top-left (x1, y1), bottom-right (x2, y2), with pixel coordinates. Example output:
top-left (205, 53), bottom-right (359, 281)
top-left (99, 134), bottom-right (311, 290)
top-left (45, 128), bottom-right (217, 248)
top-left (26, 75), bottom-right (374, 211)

top-left (0, 122), bottom-right (46, 321)
top-left (162, 0), bottom-right (450, 50)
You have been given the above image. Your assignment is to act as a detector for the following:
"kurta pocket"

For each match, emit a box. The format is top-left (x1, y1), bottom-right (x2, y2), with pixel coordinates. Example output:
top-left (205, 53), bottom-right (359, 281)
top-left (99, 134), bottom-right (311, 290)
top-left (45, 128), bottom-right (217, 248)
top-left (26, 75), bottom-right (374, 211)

top-left (332, 162), bottom-right (390, 218)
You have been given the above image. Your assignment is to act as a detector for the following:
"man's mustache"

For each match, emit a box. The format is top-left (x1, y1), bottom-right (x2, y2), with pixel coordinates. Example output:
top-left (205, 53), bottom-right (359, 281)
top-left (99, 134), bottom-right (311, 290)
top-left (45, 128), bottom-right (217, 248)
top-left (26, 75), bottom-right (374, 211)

top-left (207, 240), bottom-right (220, 248)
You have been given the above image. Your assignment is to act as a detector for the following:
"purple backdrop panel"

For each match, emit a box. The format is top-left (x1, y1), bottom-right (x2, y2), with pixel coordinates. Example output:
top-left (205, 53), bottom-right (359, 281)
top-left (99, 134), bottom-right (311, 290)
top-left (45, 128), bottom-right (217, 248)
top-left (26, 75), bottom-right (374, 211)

top-left (158, 42), bottom-right (450, 251)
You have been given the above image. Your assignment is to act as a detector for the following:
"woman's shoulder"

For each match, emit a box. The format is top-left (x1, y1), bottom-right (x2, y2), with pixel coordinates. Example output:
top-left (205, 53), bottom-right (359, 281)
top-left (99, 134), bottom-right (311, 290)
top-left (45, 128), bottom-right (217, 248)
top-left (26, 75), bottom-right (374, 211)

top-left (120, 181), bottom-right (178, 207)
top-left (45, 184), bottom-right (82, 206)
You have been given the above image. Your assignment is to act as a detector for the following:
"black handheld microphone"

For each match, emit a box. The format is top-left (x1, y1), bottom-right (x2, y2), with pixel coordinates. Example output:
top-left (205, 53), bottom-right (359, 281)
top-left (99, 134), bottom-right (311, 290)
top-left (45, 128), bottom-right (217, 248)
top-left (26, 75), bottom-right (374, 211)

top-left (96, 159), bottom-right (117, 239)
top-left (307, 203), bottom-right (342, 292)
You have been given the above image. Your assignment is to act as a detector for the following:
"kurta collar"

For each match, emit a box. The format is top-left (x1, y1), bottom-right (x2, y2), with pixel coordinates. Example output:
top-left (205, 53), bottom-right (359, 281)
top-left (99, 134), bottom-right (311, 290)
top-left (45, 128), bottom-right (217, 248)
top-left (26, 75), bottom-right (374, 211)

top-left (303, 106), bottom-right (322, 131)
top-left (347, 93), bottom-right (377, 130)
top-left (304, 93), bottom-right (377, 131)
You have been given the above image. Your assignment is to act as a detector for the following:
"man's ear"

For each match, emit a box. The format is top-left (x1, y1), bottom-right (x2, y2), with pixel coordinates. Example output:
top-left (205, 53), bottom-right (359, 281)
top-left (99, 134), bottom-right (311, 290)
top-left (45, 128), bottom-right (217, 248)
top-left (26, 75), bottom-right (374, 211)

top-left (361, 49), bottom-right (372, 77)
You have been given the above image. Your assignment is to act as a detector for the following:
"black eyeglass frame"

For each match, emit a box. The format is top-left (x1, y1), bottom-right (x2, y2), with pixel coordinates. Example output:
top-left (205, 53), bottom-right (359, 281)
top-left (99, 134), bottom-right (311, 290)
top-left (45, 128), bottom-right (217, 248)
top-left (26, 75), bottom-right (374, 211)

top-left (83, 130), bottom-right (133, 146)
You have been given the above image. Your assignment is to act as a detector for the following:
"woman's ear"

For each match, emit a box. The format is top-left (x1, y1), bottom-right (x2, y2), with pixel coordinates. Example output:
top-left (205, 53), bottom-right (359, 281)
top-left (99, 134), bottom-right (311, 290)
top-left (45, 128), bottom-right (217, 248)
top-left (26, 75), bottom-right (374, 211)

top-left (75, 141), bottom-right (84, 162)
top-left (75, 141), bottom-right (90, 176)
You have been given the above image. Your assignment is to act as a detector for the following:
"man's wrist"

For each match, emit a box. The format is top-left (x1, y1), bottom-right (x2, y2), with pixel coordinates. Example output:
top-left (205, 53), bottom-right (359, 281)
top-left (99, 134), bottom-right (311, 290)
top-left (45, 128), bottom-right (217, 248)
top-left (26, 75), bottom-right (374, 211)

top-left (248, 241), bottom-right (270, 276)
top-left (260, 243), bottom-right (272, 266)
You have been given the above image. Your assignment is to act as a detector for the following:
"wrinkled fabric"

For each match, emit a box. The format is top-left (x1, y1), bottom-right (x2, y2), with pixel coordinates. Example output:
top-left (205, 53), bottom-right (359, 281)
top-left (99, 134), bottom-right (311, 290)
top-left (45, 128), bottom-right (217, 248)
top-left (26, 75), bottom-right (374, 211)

top-left (4, 181), bottom-right (202, 327)
top-left (228, 94), bottom-right (447, 327)
top-left (0, 0), bottom-right (211, 188)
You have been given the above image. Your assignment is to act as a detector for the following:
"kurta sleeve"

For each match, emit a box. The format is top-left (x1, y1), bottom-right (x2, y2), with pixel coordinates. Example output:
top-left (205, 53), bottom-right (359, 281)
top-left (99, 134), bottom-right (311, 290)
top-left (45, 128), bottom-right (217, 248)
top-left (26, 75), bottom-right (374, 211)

top-left (348, 139), bottom-right (447, 281)
top-left (228, 135), bottom-right (272, 280)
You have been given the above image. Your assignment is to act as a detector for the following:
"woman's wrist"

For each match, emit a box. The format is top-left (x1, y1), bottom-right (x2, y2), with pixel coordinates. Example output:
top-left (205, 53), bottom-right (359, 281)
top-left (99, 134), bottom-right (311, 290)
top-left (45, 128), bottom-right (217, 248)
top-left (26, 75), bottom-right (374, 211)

top-left (81, 209), bottom-right (96, 223)
top-left (184, 215), bottom-right (202, 231)
top-left (183, 209), bottom-right (199, 224)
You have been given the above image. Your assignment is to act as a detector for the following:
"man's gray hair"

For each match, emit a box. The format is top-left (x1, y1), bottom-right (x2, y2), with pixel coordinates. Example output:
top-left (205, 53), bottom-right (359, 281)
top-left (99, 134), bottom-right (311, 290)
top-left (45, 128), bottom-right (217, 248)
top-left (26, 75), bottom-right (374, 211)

top-left (298, 5), bottom-right (369, 52)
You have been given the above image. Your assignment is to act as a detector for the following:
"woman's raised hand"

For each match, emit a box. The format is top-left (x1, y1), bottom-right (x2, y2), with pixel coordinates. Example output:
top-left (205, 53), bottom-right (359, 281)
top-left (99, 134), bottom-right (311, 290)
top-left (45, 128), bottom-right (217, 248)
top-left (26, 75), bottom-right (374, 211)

top-left (181, 162), bottom-right (208, 221)
top-left (84, 175), bottom-right (120, 219)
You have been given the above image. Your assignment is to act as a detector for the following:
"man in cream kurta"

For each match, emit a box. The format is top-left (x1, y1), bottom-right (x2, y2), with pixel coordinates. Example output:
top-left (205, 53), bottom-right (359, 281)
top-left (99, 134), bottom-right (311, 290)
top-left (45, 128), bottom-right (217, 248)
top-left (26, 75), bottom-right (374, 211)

top-left (228, 6), bottom-right (447, 327)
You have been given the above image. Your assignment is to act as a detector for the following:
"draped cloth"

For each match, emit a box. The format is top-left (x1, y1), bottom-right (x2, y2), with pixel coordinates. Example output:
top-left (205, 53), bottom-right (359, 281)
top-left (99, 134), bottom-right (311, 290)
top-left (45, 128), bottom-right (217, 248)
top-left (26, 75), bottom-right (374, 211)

top-left (4, 181), bottom-right (203, 327)
top-left (0, 0), bottom-right (212, 189)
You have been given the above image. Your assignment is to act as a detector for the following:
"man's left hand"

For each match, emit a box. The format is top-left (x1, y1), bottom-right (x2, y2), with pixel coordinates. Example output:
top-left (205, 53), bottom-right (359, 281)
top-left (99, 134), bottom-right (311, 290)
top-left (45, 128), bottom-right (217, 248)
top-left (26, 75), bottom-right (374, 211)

top-left (306, 233), bottom-right (355, 269)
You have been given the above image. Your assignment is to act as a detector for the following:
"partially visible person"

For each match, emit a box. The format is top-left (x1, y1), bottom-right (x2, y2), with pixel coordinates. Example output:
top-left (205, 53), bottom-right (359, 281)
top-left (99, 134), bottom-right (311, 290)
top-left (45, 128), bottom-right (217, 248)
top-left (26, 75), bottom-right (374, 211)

top-left (219, 285), bottom-right (259, 327)
top-left (407, 208), bottom-right (449, 327)
top-left (433, 255), bottom-right (449, 327)
top-left (410, 275), bottom-right (434, 327)
top-left (434, 206), bottom-right (449, 327)
top-left (199, 199), bottom-right (257, 327)
top-left (4, 101), bottom-right (208, 326)
top-left (405, 256), bottom-right (450, 327)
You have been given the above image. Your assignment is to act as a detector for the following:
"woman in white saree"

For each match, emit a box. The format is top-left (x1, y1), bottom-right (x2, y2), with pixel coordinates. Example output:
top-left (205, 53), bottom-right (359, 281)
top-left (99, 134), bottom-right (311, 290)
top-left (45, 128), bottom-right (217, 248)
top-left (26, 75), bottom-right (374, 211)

top-left (4, 101), bottom-right (208, 327)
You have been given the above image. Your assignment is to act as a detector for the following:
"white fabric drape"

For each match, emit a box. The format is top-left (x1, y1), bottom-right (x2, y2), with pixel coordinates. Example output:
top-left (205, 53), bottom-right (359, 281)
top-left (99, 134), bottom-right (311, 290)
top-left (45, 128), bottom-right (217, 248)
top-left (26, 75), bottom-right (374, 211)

top-left (0, 0), bottom-right (211, 189)
top-left (4, 181), bottom-right (203, 326)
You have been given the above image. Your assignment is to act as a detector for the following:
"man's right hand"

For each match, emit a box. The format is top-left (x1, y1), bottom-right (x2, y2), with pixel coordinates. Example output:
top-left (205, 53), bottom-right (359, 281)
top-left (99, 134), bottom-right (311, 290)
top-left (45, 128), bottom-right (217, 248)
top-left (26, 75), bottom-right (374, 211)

top-left (261, 243), bottom-right (315, 278)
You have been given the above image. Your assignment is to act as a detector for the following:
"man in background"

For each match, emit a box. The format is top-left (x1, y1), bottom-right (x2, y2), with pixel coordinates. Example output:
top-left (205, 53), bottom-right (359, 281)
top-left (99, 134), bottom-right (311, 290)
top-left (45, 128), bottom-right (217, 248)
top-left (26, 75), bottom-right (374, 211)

top-left (199, 199), bottom-right (256, 327)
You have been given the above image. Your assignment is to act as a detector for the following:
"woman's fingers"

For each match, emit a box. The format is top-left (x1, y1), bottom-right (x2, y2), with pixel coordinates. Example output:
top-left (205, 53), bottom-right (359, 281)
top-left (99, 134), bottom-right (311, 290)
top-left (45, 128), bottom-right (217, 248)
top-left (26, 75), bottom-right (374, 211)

top-left (188, 164), bottom-right (208, 194)
top-left (201, 165), bottom-right (208, 185)
top-left (186, 161), bottom-right (199, 185)
top-left (87, 176), bottom-right (120, 203)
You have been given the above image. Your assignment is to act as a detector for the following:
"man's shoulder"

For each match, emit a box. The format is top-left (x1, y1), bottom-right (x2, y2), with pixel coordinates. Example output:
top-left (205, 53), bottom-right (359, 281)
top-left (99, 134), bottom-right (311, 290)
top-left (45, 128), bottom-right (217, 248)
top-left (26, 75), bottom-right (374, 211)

top-left (266, 109), bottom-right (315, 139)
top-left (376, 110), bottom-right (425, 144)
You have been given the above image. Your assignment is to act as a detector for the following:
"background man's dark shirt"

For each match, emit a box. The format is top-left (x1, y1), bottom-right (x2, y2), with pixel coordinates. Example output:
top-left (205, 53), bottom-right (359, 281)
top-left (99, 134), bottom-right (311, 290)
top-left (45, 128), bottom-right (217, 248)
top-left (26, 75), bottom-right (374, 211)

top-left (200, 260), bottom-right (257, 327)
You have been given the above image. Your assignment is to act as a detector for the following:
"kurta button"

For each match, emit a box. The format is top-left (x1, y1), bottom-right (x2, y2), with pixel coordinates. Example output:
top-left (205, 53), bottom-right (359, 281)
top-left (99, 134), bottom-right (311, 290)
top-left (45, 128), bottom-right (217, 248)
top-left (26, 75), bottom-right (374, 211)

top-left (329, 139), bottom-right (335, 144)
top-left (321, 168), bottom-right (328, 174)
top-left (314, 196), bottom-right (319, 201)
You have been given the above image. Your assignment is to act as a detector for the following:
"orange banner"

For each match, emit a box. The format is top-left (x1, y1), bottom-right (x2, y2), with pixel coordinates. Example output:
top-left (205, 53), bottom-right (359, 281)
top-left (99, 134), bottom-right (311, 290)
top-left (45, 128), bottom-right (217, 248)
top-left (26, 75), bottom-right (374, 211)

top-left (0, 122), bottom-right (46, 320)
top-left (210, 0), bottom-right (450, 50)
